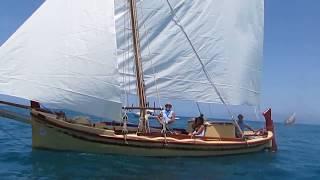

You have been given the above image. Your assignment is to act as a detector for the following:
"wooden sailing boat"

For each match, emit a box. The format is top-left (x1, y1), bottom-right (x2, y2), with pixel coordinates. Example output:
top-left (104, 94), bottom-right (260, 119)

top-left (0, 0), bottom-right (277, 156)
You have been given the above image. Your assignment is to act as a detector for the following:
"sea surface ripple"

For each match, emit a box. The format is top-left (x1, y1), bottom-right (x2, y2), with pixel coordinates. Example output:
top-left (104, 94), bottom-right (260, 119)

top-left (0, 114), bottom-right (319, 179)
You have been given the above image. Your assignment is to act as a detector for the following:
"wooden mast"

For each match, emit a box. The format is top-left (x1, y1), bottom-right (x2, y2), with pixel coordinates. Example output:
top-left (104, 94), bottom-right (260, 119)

top-left (128, 0), bottom-right (147, 132)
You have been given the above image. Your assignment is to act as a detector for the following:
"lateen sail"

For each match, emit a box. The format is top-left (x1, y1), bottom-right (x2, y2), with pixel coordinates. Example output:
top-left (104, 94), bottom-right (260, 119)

top-left (116, 0), bottom-right (264, 106)
top-left (0, 0), bottom-right (121, 120)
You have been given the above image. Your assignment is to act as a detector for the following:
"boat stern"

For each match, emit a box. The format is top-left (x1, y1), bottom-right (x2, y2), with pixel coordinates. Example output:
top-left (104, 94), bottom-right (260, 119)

top-left (263, 108), bottom-right (278, 152)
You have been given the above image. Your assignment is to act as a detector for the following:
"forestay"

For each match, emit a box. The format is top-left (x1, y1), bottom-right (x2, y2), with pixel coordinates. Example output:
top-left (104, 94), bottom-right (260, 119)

top-left (0, 0), bottom-right (121, 120)
top-left (116, 0), bottom-right (264, 106)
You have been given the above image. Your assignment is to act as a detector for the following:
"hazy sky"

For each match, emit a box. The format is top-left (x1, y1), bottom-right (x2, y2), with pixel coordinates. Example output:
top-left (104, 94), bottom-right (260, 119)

top-left (262, 0), bottom-right (320, 123)
top-left (0, 0), bottom-right (319, 123)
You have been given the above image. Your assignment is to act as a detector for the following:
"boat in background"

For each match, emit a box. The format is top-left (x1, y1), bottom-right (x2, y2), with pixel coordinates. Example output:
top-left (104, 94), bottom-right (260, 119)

top-left (0, 0), bottom-right (277, 156)
top-left (285, 112), bottom-right (296, 126)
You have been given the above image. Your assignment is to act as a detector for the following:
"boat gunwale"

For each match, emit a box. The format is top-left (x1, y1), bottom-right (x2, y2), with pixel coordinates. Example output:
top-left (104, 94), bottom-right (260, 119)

top-left (33, 119), bottom-right (271, 152)
top-left (31, 110), bottom-right (273, 148)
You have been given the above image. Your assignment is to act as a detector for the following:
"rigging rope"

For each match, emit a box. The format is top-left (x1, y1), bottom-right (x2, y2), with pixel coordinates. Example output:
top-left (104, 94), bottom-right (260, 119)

top-left (123, 0), bottom-right (135, 103)
top-left (208, 104), bottom-right (214, 118)
top-left (195, 102), bottom-right (202, 115)
top-left (254, 105), bottom-right (261, 121)
top-left (165, 0), bottom-right (244, 137)
top-left (137, 1), bottom-right (162, 107)
top-left (122, 7), bottom-right (129, 107)
top-left (161, 122), bottom-right (168, 145)
top-left (122, 0), bottom-right (132, 107)
top-left (122, 110), bottom-right (129, 144)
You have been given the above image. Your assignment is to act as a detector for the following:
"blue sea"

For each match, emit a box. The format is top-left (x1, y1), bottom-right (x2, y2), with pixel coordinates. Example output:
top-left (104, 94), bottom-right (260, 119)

top-left (0, 109), bottom-right (319, 179)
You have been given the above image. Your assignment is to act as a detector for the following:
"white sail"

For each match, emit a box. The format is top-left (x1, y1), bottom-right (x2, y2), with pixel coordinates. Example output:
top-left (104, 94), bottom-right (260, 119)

top-left (0, 0), bottom-right (121, 120)
top-left (116, 0), bottom-right (264, 106)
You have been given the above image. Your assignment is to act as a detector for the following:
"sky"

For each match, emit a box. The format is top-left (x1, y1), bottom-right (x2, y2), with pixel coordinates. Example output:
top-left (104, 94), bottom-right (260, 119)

top-left (0, 0), bottom-right (319, 124)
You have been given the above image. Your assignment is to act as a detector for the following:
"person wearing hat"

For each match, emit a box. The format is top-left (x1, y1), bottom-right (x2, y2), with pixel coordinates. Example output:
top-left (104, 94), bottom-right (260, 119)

top-left (157, 103), bottom-right (176, 126)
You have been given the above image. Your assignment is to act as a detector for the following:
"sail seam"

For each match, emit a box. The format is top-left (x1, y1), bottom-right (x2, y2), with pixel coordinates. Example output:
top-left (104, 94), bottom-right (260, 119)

top-left (119, 73), bottom-right (260, 94)
top-left (2, 77), bottom-right (121, 103)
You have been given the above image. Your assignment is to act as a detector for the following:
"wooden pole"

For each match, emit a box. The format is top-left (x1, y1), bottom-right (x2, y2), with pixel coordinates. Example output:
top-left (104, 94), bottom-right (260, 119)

top-left (122, 107), bottom-right (162, 110)
top-left (128, 0), bottom-right (147, 132)
top-left (0, 100), bottom-right (30, 109)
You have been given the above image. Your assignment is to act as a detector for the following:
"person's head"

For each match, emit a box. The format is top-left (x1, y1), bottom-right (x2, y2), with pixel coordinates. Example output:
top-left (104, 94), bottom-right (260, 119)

top-left (192, 117), bottom-right (199, 129)
top-left (194, 117), bottom-right (204, 127)
top-left (198, 114), bottom-right (204, 121)
top-left (197, 117), bottom-right (204, 126)
top-left (165, 103), bottom-right (172, 111)
top-left (238, 114), bottom-right (244, 122)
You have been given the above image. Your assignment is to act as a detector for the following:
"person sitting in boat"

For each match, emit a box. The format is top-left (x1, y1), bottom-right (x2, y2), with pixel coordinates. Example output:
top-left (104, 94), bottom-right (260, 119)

top-left (189, 117), bottom-right (205, 137)
top-left (199, 113), bottom-right (205, 122)
top-left (157, 103), bottom-right (176, 125)
top-left (236, 114), bottom-right (255, 137)
top-left (237, 114), bottom-right (254, 131)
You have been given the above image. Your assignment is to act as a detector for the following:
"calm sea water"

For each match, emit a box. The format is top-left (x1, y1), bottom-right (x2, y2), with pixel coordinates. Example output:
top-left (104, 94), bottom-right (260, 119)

top-left (0, 111), bottom-right (319, 179)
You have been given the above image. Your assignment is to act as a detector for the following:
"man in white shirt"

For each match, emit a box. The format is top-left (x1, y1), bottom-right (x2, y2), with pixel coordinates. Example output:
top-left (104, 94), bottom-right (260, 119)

top-left (157, 103), bottom-right (176, 126)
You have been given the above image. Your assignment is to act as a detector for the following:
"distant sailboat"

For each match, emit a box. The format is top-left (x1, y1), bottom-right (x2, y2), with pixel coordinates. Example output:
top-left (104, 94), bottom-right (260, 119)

top-left (0, 0), bottom-right (277, 156)
top-left (285, 113), bottom-right (296, 126)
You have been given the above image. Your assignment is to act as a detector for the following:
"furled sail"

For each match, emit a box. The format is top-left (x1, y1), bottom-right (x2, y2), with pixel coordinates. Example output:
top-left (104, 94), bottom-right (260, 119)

top-left (116, 0), bottom-right (264, 106)
top-left (0, 0), bottom-right (121, 120)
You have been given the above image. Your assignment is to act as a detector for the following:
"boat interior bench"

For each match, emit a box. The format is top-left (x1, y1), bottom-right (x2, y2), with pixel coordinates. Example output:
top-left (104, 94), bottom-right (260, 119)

top-left (70, 117), bottom-right (237, 139)
top-left (187, 120), bottom-right (236, 139)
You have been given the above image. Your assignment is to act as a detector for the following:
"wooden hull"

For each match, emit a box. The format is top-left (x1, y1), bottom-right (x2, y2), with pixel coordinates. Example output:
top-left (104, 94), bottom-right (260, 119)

top-left (31, 110), bottom-right (274, 157)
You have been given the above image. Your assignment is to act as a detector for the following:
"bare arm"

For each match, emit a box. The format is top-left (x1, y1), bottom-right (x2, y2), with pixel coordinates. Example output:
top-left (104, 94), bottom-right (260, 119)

top-left (156, 112), bottom-right (163, 124)
top-left (192, 125), bottom-right (205, 136)
top-left (168, 112), bottom-right (176, 124)
top-left (245, 124), bottom-right (255, 131)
